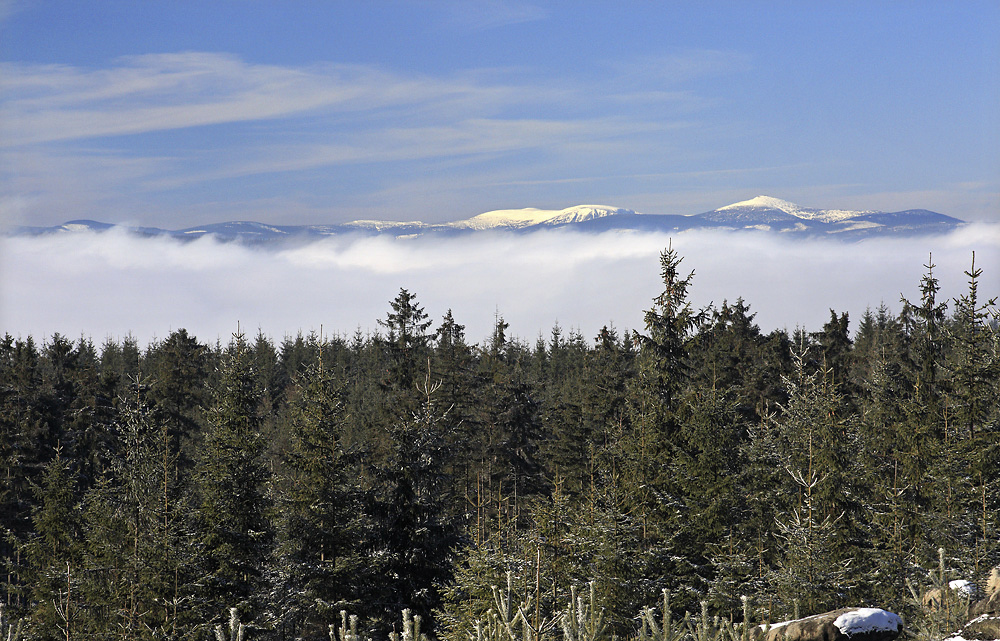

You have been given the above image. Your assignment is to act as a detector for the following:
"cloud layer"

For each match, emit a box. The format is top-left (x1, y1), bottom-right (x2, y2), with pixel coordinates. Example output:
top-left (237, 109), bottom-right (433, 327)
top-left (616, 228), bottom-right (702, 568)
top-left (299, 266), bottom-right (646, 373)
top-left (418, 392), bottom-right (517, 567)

top-left (3, 227), bottom-right (996, 348)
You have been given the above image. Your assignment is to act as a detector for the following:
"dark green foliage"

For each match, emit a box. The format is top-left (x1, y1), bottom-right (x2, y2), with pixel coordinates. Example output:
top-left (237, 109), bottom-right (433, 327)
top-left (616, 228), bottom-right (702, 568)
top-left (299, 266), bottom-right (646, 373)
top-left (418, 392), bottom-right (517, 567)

top-left (362, 379), bottom-right (463, 635)
top-left (472, 315), bottom-right (548, 530)
top-left (688, 299), bottom-right (790, 425)
top-left (271, 361), bottom-right (357, 639)
top-left (769, 354), bottom-right (857, 616)
top-left (623, 246), bottom-right (707, 607)
top-left (23, 453), bottom-right (83, 640)
top-left (79, 389), bottom-right (195, 639)
top-left (810, 310), bottom-right (853, 387)
top-left (900, 256), bottom-right (949, 412)
top-left (193, 332), bottom-right (274, 625)
top-left (379, 288), bottom-right (434, 408)
top-left (1, 248), bottom-right (996, 641)
top-left (946, 252), bottom-right (998, 439)
top-left (0, 336), bottom-right (47, 610)
top-left (146, 328), bottom-right (210, 473)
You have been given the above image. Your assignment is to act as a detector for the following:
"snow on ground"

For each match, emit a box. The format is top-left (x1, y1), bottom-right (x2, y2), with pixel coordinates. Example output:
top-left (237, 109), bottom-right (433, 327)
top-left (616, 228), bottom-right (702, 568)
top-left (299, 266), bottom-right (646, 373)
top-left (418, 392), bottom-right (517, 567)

top-left (833, 609), bottom-right (903, 636)
top-left (950, 580), bottom-right (978, 596)
top-left (758, 620), bottom-right (792, 632)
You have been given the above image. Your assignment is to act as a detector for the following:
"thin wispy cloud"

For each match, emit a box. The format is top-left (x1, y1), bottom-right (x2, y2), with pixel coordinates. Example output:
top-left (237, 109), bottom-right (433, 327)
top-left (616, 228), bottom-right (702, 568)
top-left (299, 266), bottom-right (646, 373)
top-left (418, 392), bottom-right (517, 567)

top-left (0, 0), bottom-right (22, 22)
top-left (1, 49), bottom-right (723, 227)
top-left (0, 54), bottom-right (528, 146)
top-left (608, 50), bottom-right (752, 87)
top-left (142, 116), bottom-right (669, 190)
top-left (438, 0), bottom-right (547, 31)
top-left (0, 51), bottom-right (704, 150)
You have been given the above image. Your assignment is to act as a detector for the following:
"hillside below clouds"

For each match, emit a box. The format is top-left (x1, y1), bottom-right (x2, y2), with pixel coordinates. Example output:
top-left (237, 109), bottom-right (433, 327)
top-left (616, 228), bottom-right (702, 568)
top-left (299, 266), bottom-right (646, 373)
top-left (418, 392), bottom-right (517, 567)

top-left (12, 196), bottom-right (965, 243)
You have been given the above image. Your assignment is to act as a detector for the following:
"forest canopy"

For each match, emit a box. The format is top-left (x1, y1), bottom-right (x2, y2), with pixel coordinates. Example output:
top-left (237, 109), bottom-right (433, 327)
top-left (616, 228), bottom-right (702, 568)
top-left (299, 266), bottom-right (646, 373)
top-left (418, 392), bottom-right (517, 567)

top-left (0, 248), bottom-right (997, 641)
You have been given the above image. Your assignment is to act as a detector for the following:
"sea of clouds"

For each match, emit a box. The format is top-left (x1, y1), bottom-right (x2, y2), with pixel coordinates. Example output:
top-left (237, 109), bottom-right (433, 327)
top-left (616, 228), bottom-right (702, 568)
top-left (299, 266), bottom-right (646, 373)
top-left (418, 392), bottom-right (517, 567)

top-left (2, 225), bottom-right (998, 348)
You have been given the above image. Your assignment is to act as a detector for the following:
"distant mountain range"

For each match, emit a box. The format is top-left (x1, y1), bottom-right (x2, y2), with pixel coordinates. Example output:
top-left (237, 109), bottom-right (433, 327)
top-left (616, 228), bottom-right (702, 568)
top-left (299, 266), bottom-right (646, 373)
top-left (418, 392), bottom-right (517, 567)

top-left (9, 196), bottom-right (966, 243)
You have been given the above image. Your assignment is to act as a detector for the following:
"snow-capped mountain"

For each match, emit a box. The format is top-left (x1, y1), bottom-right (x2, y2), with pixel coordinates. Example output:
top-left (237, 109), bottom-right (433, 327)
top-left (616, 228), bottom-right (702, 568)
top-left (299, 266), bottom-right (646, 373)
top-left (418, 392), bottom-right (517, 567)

top-left (711, 195), bottom-right (873, 223)
top-left (9, 196), bottom-right (965, 242)
top-left (454, 205), bottom-right (633, 230)
top-left (693, 195), bottom-right (962, 235)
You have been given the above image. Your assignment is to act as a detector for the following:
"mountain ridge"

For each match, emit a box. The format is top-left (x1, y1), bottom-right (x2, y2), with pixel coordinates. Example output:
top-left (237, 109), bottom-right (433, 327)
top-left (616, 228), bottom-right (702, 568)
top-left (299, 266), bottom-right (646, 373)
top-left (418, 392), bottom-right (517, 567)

top-left (8, 196), bottom-right (966, 242)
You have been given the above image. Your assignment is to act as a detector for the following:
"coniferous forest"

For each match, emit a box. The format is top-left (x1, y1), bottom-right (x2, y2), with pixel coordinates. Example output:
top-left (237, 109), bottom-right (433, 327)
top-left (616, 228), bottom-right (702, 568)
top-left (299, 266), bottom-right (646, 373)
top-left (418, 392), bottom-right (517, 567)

top-left (1, 248), bottom-right (997, 641)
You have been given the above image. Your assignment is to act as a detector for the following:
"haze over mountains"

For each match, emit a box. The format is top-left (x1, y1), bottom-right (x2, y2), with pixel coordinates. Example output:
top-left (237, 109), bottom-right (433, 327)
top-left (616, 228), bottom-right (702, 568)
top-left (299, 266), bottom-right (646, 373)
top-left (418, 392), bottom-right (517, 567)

top-left (11, 196), bottom-right (965, 243)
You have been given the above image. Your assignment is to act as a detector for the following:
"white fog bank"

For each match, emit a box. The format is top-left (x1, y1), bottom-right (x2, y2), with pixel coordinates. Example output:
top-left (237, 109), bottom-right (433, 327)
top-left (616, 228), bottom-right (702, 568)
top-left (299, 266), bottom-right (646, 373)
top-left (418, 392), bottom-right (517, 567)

top-left (2, 226), bottom-right (997, 347)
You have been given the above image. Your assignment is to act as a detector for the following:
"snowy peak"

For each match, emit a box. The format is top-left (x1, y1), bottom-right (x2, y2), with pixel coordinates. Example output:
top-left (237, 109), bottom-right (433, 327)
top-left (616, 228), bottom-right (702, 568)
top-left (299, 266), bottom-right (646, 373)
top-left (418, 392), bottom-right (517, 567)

top-left (718, 196), bottom-right (803, 214)
top-left (455, 205), bottom-right (632, 230)
top-left (58, 220), bottom-right (116, 233)
top-left (706, 195), bottom-right (880, 224)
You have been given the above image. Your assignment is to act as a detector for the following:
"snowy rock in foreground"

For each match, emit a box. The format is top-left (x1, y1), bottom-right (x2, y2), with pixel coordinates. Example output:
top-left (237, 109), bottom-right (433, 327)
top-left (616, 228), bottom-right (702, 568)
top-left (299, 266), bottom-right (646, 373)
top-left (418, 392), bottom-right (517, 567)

top-left (833, 609), bottom-right (904, 637)
top-left (760, 608), bottom-right (903, 641)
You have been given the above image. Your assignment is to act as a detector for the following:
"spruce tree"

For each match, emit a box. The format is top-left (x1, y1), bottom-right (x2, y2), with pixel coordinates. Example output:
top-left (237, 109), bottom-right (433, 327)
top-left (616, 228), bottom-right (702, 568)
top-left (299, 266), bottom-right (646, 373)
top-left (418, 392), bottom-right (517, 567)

top-left (936, 254), bottom-right (1000, 577)
top-left (431, 310), bottom-right (481, 523)
top-left (623, 245), bottom-right (703, 606)
top-left (537, 325), bottom-right (590, 497)
top-left (810, 310), bottom-right (855, 412)
top-left (773, 351), bottom-right (862, 575)
top-left (379, 288), bottom-right (434, 404)
top-left (470, 314), bottom-right (547, 540)
top-left (856, 348), bottom-right (917, 611)
top-left (271, 361), bottom-right (357, 639)
top-left (900, 256), bottom-right (949, 414)
top-left (898, 258), bottom-right (954, 566)
top-left (363, 372), bottom-right (462, 635)
top-left (79, 387), bottom-right (195, 639)
top-left (146, 328), bottom-right (210, 474)
top-left (945, 252), bottom-right (998, 440)
top-left (0, 336), bottom-right (47, 612)
top-left (23, 453), bottom-right (83, 640)
top-left (193, 332), bottom-right (273, 627)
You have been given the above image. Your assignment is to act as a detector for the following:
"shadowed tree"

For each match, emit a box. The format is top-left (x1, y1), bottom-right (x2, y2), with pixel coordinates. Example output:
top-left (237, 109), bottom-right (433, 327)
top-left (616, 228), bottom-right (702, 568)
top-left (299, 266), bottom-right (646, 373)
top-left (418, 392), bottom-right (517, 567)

top-left (270, 361), bottom-right (359, 639)
top-left (193, 332), bottom-right (273, 627)
top-left (624, 244), bottom-right (706, 608)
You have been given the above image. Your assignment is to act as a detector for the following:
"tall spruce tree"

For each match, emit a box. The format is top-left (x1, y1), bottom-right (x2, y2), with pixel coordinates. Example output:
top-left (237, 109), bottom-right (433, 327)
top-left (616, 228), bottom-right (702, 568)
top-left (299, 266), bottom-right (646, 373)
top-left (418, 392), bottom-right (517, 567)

top-left (270, 361), bottom-right (357, 639)
top-left (899, 257), bottom-right (953, 565)
top-left (431, 310), bottom-right (480, 523)
top-left (940, 254), bottom-right (999, 576)
top-left (770, 353), bottom-right (856, 616)
top-left (363, 372), bottom-right (462, 635)
top-left (193, 332), bottom-right (273, 627)
top-left (946, 253), bottom-right (998, 440)
top-left (79, 387), bottom-right (194, 640)
top-left (0, 335), bottom-right (48, 612)
top-left (147, 328), bottom-right (209, 474)
top-left (625, 245), bottom-right (704, 607)
top-left (855, 345), bottom-right (917, 611)
top-left (472, 314), bottom-right (547, 538)
top-left (23, 452), bottom-right (84, 640)
top-left (900, 256), bottom-right (949, 415)
top-left (537, 325), bottom-right (591, 497)
top-left (774, 351), bottom-right (861, 566)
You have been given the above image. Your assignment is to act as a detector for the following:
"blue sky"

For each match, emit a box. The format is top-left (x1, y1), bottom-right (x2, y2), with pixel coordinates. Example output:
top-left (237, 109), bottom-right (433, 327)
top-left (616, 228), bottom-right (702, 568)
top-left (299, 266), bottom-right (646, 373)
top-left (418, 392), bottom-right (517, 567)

top-left (2, 1), bottom-right (998, 228)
